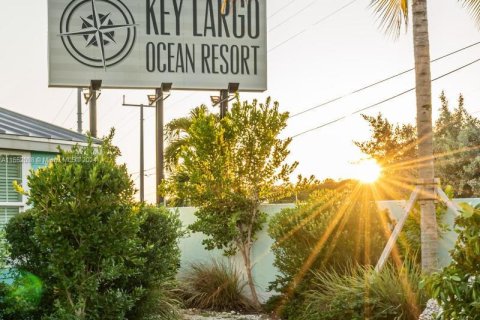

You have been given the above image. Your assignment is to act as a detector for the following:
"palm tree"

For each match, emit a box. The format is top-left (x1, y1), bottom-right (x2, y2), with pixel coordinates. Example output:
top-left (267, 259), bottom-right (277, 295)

top-left (369, 0), bottom-right (480, 273)
top-left (164, 105), bottom-right (210, 172)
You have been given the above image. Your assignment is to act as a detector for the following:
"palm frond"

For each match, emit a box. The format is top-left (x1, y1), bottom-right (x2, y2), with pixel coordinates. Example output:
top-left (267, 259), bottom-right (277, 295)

top-left (370, 0), bottom-right (409, 38)
top-left (458, 0), bottom-right (480, 27)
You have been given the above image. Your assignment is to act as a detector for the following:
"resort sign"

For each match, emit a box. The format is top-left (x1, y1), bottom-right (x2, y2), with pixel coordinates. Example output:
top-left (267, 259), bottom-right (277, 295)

top-left (48, 0), bottom-right (267, 91)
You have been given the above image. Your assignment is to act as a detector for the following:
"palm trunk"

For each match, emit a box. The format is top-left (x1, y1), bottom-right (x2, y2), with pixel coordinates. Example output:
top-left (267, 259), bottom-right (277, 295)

top-left (412, 0), bottom-right (438, 273)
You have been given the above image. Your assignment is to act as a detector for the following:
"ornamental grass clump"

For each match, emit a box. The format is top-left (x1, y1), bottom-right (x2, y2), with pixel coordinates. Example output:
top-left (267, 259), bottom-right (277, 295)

top-left (299, 261), bottom-right (428, 320)
top-left (180, 259), bottom-right (256, 312)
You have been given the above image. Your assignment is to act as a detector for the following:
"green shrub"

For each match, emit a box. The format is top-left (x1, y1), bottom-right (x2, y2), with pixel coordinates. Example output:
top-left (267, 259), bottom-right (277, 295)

top-left (267, 183), bottom-right (391, 318)
top-left (5, 134), bottom-right (183, 319)
top-left (299, 262), bottom-right (427, 320)
top-left (127, 206), bottom-right (184, 320)
top-left (430, 203), bottom-right (480, 319)
top-left (180, 259), bottom-right (255, 312)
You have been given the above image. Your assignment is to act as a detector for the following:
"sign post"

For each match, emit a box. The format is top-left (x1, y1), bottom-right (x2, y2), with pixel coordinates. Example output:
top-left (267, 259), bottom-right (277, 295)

top-left (156, 83), bottom-right (172, 206)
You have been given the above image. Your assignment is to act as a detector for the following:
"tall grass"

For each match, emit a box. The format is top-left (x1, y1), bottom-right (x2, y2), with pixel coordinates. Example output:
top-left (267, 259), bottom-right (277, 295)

top-left (299, 261), bottom-right (428, 320)
top-left (179, 259), bottom-right (256, 312)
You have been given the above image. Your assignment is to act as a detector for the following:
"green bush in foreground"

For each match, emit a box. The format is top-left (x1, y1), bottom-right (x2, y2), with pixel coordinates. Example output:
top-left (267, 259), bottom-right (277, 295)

top-left (180, 259), bottom-right (255, 312)
top-left (431, 203), bottom-right (480, 319)
top-left (4, 133), bottom-right (183, 320)
top-left (300, 262), bottom-right (428, 320)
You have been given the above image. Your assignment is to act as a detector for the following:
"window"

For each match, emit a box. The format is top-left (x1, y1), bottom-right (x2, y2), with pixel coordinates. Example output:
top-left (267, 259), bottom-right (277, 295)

top-left (0, 206), bottom-right (20, 228)
top-left (0, 155), bottom-right (24, 229)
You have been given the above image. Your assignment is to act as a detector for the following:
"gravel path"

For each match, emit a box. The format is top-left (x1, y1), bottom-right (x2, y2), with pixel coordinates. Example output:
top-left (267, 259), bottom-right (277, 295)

top-left (182, 309), bottom-right (275, 320)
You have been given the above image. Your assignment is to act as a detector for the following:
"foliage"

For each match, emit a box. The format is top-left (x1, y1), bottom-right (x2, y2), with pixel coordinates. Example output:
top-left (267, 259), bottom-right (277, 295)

top-left (299, 261), bottom-right (428, 320)
top-left (434, 93), bottom-right (480, 198)
top-left (354, 113), bottom-right (417, 198)
top-left (267, 183), bottom-right (391, 318)
top-left (179, 259), bottom-right (255, 312)
top-left (163, 97), bottom-right (297, 307)
top-left (0, 230), bottom-right (7, 270)
top-left (355, 92), bottom-right (480, 198)
top-left (5, 133), bottom-right (183, 320)
top-left (127, 206), bottom-right (184, 320)
top-left (273, 176), bottom-right (354, 204)
top-left (430, 203), bottom-right (480, 319)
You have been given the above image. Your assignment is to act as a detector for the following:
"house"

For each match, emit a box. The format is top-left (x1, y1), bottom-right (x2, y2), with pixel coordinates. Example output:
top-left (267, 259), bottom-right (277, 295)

top-left (0, 106), bottom-right (98, 228)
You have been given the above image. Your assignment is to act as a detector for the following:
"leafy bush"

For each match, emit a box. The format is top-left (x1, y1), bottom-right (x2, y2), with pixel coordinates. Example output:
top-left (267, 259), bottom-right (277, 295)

top-left (180, 259), bottom-right (255, 312)
top-left (267, 183), bottom-right (391, 318)
top-left (430, 203), bottom-right (480, 319)
top-left (5, 134), bottom-right (183, 319)
top-left (127, 206), bottom-right (184, 320)
top-left (299, 262), bottom-right (428, 320)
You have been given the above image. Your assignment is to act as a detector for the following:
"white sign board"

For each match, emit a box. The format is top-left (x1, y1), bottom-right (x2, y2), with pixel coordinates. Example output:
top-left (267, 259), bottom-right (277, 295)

top-left (48, 0), bottom-right (267, 91)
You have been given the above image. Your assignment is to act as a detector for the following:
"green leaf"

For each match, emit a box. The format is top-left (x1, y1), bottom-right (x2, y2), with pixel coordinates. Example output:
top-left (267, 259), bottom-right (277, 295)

top-left (459, 203), bottom-right (475, 218)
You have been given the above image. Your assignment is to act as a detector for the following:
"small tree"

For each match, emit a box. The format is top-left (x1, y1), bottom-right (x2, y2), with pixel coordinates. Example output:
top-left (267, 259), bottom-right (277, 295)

top-left (164, 97), bottom-right (297, 308)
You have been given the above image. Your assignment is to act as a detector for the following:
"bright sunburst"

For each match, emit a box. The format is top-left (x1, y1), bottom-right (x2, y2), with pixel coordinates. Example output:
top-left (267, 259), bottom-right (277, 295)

top-left (352, 159), bottom-right (382, 184)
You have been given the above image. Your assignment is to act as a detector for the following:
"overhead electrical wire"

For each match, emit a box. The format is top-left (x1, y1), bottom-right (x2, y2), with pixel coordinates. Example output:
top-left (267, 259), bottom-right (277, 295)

top-left (290, 40), bottom-right (480, 118)
top-left (291, 56), bottom-right (480, 139)
top-left (268, 0), bottom-right (361, 53)
top-left (52, 89), bottom-right (75, 123)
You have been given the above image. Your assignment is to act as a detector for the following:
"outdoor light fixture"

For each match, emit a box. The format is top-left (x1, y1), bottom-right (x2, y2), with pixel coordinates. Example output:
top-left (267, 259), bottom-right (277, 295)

top-left (148, 94), bottom-right (159, 106)
top-left (210, 96), bottom-right (221, 105)
top-left (228, 82), bottom-right (240, 93)
top-left (83, 88), bottom-right (101, 105)
top-left (161, 82), bottom-right (173, 92)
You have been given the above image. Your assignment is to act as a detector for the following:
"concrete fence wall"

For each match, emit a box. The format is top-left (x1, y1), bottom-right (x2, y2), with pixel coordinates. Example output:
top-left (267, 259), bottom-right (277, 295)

top-left (173, 199), bottom-right (480, 302)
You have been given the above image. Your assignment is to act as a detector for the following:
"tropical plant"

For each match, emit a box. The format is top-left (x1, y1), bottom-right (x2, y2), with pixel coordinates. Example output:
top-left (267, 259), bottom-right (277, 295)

top-left (163, 97), bottom-right (297, 308)
top-left (179, 259), bottom-right (255, 312)
top-left (267, 183), bottom-right (391, 318)
top-left (430, 203), bottom-right (480, 319)
top-left (299, 261), bottom-right (428, 320)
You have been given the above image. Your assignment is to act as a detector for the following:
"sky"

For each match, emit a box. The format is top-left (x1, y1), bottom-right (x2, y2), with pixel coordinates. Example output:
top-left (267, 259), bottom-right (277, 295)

top-left (1, 0), bottom-right (480, 203)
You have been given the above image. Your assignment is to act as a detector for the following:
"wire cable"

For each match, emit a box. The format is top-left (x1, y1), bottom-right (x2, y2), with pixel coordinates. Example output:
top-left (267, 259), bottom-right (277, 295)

top-left (290, 41), bottom-right (480, 118)
top-left (291, 56), bottom-right (480, 139)
top-left (268, 0), bottom-right (360, 53)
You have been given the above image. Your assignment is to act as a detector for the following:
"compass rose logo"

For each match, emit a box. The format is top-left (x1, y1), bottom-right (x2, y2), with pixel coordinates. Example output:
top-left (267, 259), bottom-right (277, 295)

top-left (59, 0), bottom-right (136, 69)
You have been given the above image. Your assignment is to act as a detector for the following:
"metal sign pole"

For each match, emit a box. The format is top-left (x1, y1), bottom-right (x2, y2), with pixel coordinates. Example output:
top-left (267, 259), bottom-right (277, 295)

top-left (155, 83), bottom-right (172, 206)
top-left (155, 88), bottom-right (164, 206)
top-left (220, 89), bottom-right (228, 119)
top-left (77, 88), bottom-right (83, 133)
top-left (89, 80), bottom-right (102, 138)
top-left (140, 104), bottom-right (145, 202)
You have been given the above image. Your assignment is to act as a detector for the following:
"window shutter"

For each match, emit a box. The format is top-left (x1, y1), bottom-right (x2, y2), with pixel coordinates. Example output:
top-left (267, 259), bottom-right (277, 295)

top-left (0, 206), bottom-right (20, 228)
top-left (0, 155), bottom-right (22, 203)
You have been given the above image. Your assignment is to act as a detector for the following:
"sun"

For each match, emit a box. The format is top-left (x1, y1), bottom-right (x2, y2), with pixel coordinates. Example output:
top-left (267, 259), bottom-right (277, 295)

top-left (352, 159), bottom-right (382, 184)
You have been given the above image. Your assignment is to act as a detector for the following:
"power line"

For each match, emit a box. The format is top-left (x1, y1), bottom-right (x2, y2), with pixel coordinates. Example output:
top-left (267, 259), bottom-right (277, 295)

top-left (269, 0), bottom-right (317, 33)
top-left (291, 56), bottom-right (480, 139)
top-left (290, 41), bottom-right (480, 118)
top-left (52, 89), bottom-right (75, 123)
top-left (268, 0), bottom-right (360, 53)
top-left (268, 0), bottom-right (302, 19)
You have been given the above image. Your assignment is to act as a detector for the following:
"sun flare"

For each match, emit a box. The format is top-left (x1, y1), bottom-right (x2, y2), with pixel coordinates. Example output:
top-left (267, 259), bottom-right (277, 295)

top-left (353, 159), bottom-right (382, 184)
